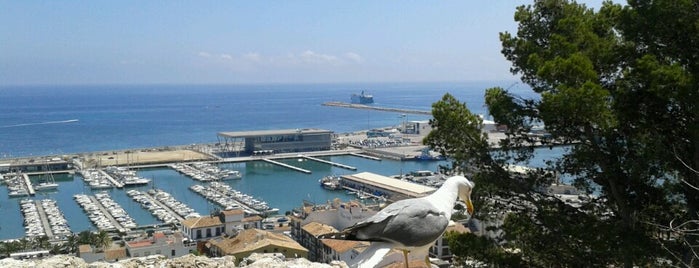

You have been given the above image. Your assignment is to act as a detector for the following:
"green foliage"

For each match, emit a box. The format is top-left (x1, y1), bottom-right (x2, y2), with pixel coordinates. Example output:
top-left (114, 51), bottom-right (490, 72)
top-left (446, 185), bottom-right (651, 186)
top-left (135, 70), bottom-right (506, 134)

top-left (430, 0), bottom-right (699, 266)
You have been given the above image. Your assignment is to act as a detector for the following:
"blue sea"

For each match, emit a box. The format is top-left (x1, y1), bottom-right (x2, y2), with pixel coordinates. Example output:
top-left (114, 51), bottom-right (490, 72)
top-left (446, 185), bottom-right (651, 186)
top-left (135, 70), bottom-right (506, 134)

top-left (0, 81), bottom-right (551, 240)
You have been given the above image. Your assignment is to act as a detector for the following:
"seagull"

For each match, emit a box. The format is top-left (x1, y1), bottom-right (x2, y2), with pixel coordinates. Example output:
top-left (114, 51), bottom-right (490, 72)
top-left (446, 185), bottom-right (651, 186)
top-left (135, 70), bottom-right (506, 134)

top-left (322, 176), bottom-right (474, 268)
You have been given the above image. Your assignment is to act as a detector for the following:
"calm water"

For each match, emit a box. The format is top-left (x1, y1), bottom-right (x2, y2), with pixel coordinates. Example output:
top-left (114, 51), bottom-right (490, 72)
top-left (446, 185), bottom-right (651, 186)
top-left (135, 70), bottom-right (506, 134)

top-left (0, 81), bottom-right (552, 240)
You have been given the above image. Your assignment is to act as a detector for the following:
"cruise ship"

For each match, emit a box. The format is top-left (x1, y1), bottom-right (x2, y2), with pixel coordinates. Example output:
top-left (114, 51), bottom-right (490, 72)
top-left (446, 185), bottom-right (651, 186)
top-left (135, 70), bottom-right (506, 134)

top-left (351, 91), bottom-right (374, 104)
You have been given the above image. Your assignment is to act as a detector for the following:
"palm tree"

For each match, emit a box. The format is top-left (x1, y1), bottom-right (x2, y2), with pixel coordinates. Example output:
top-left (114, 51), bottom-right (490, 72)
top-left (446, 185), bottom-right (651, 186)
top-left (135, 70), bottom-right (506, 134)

top-left (32, 235), bottom-right (50, 250)
top-left (64, 234), bottom-right (78, 254)
top-left (93, 231), bottom-right (112, 252)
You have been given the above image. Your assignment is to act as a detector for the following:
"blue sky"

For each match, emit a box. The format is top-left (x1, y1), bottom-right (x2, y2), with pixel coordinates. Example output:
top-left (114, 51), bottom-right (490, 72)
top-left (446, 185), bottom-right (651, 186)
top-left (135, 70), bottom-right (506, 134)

top-left (1, 1), bottom-right (614, 85)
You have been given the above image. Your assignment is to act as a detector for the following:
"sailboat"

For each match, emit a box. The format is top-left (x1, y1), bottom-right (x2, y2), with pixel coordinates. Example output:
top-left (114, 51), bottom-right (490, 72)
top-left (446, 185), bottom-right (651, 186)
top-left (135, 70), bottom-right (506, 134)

top-left (35, 168), bottom-right (59, 191)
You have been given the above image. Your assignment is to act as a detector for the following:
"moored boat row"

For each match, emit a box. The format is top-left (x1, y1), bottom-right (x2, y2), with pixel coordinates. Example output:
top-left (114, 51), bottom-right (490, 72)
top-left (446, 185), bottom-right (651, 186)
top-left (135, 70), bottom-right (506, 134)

top-left (20, 199), bottom-right (46, 237)
top-left (146, 189), bottom-right (199, 219)
top-left (7, 173), bottom-right (31, 197)
top-left (39, 199), bottom-right (72, 238)
top-left (104, 166), bottom-right (151, 187)
top-left (94, 192), bottom-right (138, 229)
top-left (126, 189), bottom-right (181, 224)
top-left (78, 169), bottom-right (116, 189)
top-left (169, 163), bottom-right (241, 181)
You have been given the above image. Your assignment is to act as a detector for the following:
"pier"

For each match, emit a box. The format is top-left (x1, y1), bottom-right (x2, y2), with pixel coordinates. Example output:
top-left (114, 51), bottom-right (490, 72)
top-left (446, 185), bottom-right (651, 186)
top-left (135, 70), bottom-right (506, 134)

top-left (33, 200), bottom-right (54, 238)
top-left (88, 195), bottom-right (125, 231)
top-left (22, 173), bottom-right (35, 196)
top-left (260, 158), bottom-right (311, 174)
top-left (98, 169), bottom-right (124, 188)
top-left (349, 153), bottom-right (382, 161)
top-left (142, 192), bottom-right (185, 222)
top-left (322, 101), bottom-right (432, 115)
top-left (301, 155), bottom-right (357, 170)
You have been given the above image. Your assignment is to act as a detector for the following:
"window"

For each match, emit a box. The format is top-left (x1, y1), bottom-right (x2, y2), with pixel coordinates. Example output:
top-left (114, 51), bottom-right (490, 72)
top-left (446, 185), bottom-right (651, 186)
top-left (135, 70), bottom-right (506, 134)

top-left (156, 250), bottom-right (161, 255)
top-left (196, 230), bottom-right (202, 239)
top-left (171, 249), bottom-right (176, 257)
top-left (206, 228), bottom-right (212, 237)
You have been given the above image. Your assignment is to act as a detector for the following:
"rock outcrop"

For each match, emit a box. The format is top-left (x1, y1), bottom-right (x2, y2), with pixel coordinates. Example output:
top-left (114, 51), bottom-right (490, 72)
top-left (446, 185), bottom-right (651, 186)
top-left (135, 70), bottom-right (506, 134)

top-left (0, 253), bottom-right (348, 268)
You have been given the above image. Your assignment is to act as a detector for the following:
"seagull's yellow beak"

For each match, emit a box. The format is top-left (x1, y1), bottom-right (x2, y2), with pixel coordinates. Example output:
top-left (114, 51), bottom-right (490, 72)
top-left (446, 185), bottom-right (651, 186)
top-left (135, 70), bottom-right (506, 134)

top-left (465, 196), bottom-right (474, 215)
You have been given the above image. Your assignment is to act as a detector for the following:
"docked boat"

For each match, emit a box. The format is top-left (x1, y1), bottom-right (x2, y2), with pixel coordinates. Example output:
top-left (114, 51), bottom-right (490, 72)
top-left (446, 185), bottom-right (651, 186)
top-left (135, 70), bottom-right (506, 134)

top-left (351, 90), bottom-right (374, 104)
top-left (35, 173), bottom-right (58, 191)
top-left (413, 147), bottom-right (445, 161)
top-left (319, 175), bottom-right (342, 190)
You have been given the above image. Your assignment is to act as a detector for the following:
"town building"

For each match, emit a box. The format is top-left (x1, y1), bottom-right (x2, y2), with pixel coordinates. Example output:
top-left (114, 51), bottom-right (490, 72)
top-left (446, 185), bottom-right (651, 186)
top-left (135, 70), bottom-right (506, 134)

top-left (77, 244), bottom-right (126, 263)
top-left (429, 221), bottom-right (470, 260)
top-left (125, 231), bottom-right (196, 259)
top-left (180, 209), bottom-right (246, 241)
top-left (207, 228), bottom-right (308, 263)
top-left (319, 239), bottom-right (369, 264)
top-left (299, 222), bottom-right (338, 262)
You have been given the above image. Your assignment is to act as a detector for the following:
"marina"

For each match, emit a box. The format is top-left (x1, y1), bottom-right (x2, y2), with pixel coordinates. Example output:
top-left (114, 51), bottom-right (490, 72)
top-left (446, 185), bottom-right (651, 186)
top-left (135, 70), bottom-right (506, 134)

top-left (126, 189), bottom-right (194, 224)
top-left (169, 162), bottom-right (242, 181)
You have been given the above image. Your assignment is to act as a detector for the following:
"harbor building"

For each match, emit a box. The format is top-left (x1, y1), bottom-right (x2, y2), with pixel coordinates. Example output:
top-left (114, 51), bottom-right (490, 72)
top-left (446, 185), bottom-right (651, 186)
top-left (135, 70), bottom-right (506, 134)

top-left (340, 172), bottom-right (436, 202)
top-left (217, 128), bottom-right (333, 156)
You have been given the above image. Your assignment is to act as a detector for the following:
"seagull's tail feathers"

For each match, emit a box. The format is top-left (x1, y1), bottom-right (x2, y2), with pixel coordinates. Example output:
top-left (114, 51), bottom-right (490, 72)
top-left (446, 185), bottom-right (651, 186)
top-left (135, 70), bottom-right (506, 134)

top-left (349, 241), bottom-right (392, 268)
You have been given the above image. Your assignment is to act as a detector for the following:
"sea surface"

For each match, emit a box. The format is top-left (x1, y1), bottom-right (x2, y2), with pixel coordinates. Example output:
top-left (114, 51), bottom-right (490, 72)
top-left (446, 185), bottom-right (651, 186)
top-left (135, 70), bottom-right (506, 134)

top-left (0, 81), bottom-right (552, 240)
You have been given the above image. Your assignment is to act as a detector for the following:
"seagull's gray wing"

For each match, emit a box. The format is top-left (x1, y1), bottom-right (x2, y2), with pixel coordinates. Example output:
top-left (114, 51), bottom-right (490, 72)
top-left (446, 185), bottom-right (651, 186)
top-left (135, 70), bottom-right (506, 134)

top-left (343, 198), bottom-right (450, 247)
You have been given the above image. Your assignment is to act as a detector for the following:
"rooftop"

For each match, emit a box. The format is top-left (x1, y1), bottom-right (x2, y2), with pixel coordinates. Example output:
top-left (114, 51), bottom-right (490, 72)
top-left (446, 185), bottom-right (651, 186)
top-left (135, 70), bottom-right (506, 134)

top-left (302, 222), bottom-right (338, 237)
top-left (221, 209), bottom-right (244, 216)
top-left (218, 128), bottom-right (333, 138)
top-left (181, 215), bottom-right (222, 229)
top-left (210, 228), bottom-right (307, 255)
top-left (342, 172), bottom-right (436, 197)
top-left (321, 239), bottom-right (369, 254)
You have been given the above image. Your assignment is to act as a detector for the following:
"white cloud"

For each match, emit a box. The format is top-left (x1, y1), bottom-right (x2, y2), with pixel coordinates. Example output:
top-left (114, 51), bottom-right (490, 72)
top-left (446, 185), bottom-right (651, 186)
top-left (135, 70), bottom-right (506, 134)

top-left (198, 51), bottom-right (211, 58)
top-left (243, 52), bottom-right (261, 62)
top-left (220, 54), bottom-right (233, 60)
top-left (344, 52), bottom-right (363, 63)
top-left (298, 50), bottom-right (339, 64)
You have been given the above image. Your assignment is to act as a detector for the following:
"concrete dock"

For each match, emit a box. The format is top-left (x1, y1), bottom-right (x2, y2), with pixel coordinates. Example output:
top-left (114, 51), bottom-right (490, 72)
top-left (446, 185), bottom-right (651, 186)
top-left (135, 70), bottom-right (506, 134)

top-left (260, 158), bottom-right (311, 174)
top-left (98, 169), bottom-right (124, 188)
top-left (142, 192), bottom-right (185, 222)
top-left (88, 196), bottom-right (125, 231)
top-left (302, 155), bottom-right (357, 170)
top-left (22, 173), bottom-right (35, 196)
top-left (349, 152), bottom-right (382, 161)
top-left (33, 200), bottom-right (54, 238)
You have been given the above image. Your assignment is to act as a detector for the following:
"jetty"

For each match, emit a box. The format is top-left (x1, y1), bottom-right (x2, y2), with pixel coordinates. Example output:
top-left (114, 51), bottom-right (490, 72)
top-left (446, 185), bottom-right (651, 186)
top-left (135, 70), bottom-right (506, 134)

top-left (22, 173), bottom-right (36, 196)
top-left (322, 101), bottom-right (431, 115)
top-left (143, 192), bottom-right (185, 222)
top-left (301, 155), bottom-right (357, 170)
top-left (98, 169), bottom-right (124, 188)
top-left (349, 153), bottom-right (381, 161)
top-left (88, 195), bottom-right (125, 231)
top-left (33, 200), bottom-right (54, 238)
top-left (260, 158), bottom-right (311, 174)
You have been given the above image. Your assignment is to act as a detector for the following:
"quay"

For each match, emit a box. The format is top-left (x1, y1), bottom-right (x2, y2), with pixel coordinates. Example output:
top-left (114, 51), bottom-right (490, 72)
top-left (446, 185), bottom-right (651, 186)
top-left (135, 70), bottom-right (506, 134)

top-left (88, 195), bottom-right (125, 231)
top-left (260, 158), bottom-right (311, 174)
top-left (98, 170), bottom-right (124, 188)
top-left (301, 155), bottom-right (357, 170)
top-left (349, 152), bottom-right (381, 161)
top-left (322, 101), bottom-right (432, 115)
top-left (22, 173), bottom-right (36, 196)
top-left (33, 200), bottom-right (54, 238)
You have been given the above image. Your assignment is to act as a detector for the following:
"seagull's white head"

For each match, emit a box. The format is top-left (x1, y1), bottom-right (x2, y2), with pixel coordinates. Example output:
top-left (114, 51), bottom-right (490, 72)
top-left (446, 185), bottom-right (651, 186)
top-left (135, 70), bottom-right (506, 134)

top-left (451, 176), bottom-right (475, 215)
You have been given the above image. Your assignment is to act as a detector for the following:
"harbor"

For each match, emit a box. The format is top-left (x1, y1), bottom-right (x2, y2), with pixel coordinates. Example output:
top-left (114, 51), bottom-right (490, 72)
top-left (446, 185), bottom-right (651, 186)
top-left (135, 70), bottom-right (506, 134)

top-left (0, 125), bottom-right (565, 241)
